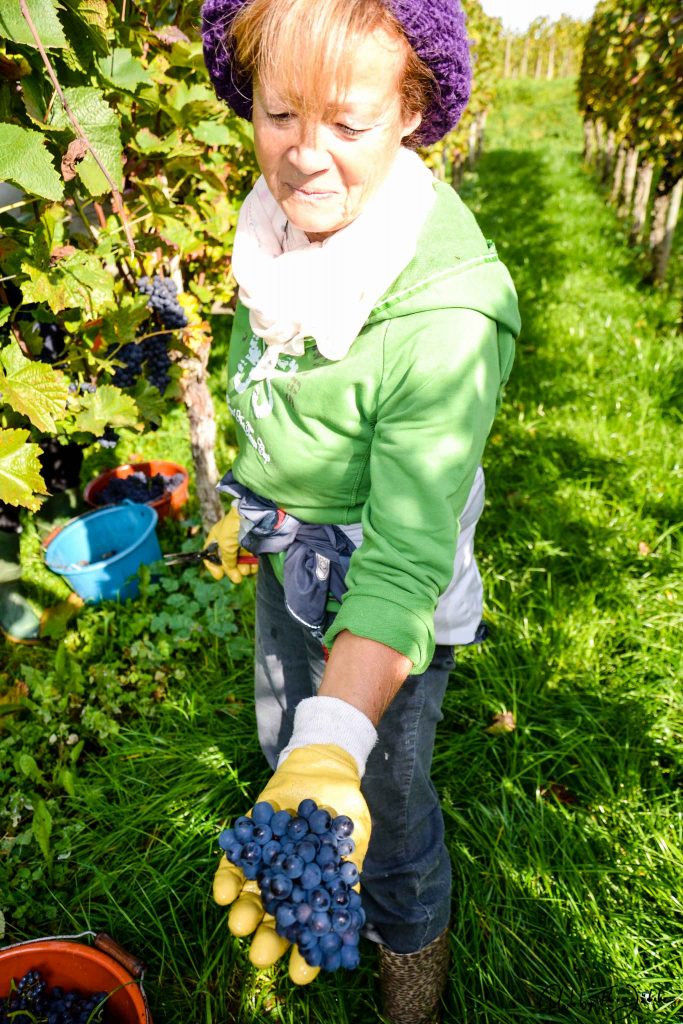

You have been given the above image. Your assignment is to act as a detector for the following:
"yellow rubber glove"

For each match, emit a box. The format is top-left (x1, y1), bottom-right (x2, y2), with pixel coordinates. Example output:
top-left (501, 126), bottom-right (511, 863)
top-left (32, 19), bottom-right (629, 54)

top-left (203, 506), bottom-right (258, 584)
top-left (213, 744), bottom-right (372, 985)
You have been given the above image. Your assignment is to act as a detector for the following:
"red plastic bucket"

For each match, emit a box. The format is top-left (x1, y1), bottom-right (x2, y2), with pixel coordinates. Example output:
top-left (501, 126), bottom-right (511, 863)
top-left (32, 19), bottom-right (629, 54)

top-left (84, 460), bottom-right (189, 522)
top-left (0, 933), bottom-right (152, 1023)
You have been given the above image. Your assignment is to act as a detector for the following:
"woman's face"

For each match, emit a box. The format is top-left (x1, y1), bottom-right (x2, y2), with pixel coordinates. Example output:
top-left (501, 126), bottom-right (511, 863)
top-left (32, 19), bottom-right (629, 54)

top-left (252, 28), bottom-right (421, 242)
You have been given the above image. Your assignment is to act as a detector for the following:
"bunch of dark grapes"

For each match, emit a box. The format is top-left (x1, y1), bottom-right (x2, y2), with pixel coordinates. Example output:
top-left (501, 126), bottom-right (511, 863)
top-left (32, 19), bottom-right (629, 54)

top-left (141, 334), bottom-right (172, 394)
top-left (110, 340), bottom-right (145, 390)
top-left (137, 275), bottom-right (188, 330)
top-left (98, 470), bottom-right (184, 505)
top-left (0, 969), bottom-right (107, 1023)
top-left (219, 799), bottom-right (364, 973)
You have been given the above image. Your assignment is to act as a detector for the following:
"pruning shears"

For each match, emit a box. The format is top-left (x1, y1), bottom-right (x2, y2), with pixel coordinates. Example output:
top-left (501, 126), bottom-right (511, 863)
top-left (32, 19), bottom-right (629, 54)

top-left (163, 541), bottom-right (258, 568)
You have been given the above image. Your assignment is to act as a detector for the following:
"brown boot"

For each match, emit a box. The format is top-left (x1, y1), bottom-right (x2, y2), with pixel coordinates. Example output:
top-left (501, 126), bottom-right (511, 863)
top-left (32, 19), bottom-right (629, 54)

top-left (377, 927), bottom-right (451, 1024)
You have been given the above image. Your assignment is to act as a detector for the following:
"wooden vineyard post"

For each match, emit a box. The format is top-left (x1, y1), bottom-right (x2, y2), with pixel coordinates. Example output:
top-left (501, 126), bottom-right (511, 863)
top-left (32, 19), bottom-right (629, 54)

top-left (595, 119), bottom-right (605, 164)
top-left (602, 129), bottom-right (616, 182)
top-left (584, 119), bottom-right (595, 164)
top-left (619, 147), bottom-right (639, 218)
top-left (178, 339), bottom-right (223, 532)
top-left (468, 118), bottom-right (478, 168)
top-left (434, 157), bottom-right (446, 181)
top-left (546, 37), bottom-right (556, 80)
top-left (630, 161), bottom-right (654, 244)
top-left (451, 152), bottom-right (465, 191)
top-left (649, 178), bottom-right (683, 284)
top-left (520, 37), bottom-right (532, 77)
top-left (520, 37), bottom-right (529, 77)
top-left (610, 145), bottom-right (626, 204)
top-left (503, 34), bottom-right (512, 78)
top-left (475, 110), bottom-right (487, 160)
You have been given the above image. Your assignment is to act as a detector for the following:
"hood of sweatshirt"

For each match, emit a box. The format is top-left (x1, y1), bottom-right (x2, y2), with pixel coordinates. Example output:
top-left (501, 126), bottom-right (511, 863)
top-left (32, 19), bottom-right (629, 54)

top-left (367, 179), bottom-right (521, 345)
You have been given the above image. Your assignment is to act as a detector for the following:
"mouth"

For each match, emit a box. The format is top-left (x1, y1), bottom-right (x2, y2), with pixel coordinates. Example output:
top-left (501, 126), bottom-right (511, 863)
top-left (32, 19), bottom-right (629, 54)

top-left (287, 185), bottom-right (337, 200)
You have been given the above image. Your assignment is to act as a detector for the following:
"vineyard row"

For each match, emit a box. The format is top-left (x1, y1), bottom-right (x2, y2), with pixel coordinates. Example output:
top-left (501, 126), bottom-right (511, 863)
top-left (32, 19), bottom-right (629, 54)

top-left (578, 0), bottom-right (682, 285)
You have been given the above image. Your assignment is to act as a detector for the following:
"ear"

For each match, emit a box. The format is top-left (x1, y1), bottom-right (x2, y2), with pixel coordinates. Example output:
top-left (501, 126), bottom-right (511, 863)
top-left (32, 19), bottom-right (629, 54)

top-left (400, 110), bottom-right (422, 139)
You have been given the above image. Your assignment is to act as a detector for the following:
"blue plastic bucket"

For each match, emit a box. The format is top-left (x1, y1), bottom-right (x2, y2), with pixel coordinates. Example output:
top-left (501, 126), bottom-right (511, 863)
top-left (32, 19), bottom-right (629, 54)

top-left (44, 504), bottom-right (161, 602)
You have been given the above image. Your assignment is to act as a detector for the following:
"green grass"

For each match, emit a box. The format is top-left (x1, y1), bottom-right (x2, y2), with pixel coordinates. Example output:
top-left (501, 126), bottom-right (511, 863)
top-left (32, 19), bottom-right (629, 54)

top-left (3, 79), bottom-right (683, 1022)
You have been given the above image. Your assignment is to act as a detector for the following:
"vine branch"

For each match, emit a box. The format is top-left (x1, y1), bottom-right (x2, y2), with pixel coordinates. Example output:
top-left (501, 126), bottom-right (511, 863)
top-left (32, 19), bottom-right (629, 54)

top-left (19, 0), bottom-right (136, 256)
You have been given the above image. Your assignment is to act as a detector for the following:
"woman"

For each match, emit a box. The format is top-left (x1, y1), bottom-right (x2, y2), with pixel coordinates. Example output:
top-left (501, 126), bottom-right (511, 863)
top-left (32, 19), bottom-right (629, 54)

top-left (201, 1), bottom-right (520, 1020)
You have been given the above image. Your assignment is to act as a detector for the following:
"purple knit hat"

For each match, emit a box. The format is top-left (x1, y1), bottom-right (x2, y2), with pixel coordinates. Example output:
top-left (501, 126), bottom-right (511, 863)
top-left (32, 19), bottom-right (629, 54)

top-left (201, 0), bottom-right (471, 146)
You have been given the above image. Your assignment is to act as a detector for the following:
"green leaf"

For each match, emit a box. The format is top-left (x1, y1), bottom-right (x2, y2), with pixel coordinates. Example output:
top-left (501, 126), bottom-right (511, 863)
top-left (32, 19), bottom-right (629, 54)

top-left (0, 429), bottom-right (45, 511)
top-left (75, 383), bottom-right (139, 434)
top-left (21, 249), bottom-right (115, 315)
top-left (47, 86), bottom-right (122, 195)
top-left (60, 0), bottom-right (109, 60)
top-left (0, 308), bottom-right (10, 327)
top-left (18, 752), bottom-right (46, 784)
top-left (97, 48), bottom-right (150, 91)
top-left (0, 123), bottom-right (64, 201)
top-left (133, 377), bottom-right (167, 425)
top-left (0, 343), bottom-right (68, 431)
top-left (0, 0), bottom-right (67, 49)
top-left (190, 121), bottom-right (236, 147)
top-left (0, 909), bottom-right (5, 940)
top-left (59, 767), bottom-right (76, 796)
top-left (32, 799), bottom-right (52, 861)
top-left (98, 295), bottom-right (149, 347)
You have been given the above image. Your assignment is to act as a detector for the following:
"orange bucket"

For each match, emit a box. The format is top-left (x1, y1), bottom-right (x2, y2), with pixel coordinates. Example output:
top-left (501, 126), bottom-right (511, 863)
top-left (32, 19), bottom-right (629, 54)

top-left (84, 460), bottom-right (189, 522)
top-left (0, 932), bottom-right (152, 1023)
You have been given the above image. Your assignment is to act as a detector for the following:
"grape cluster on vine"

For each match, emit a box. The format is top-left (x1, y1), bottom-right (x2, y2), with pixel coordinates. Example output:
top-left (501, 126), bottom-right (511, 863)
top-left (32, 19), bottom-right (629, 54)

top-left (0, 969), bottom-right (108, 1024)
top-left (108, 275), bottom-right (188, 396)
top-left (137, 275), bottom-right (189, 330)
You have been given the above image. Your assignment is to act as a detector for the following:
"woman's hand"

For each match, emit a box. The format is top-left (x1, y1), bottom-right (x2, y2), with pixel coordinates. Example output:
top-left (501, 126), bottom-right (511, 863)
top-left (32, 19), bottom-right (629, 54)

top-left (213, 744), bottom-right (371, 984)
top-left (203, 506), bottom-right (258, 584)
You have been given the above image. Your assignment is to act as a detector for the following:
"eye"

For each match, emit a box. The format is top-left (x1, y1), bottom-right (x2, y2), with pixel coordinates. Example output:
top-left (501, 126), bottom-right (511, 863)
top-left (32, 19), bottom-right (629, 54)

top-left (336, 123), bottom-right (365, 138)
top-left (267, 111), bottom-right (294, 125)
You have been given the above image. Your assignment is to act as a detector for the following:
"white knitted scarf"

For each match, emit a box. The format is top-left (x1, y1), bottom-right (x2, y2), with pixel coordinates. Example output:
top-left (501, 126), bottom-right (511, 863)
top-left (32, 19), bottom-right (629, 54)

top-left (231, 146), bottom-right (436, 381)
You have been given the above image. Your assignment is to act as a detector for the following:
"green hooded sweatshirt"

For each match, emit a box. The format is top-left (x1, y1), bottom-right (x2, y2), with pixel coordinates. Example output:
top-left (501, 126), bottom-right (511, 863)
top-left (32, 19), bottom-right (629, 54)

top-left (225, 180), bottom-right (521, 674)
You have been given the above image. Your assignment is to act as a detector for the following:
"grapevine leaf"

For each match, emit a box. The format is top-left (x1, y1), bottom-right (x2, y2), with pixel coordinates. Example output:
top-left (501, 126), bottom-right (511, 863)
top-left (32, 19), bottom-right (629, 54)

top-left (132, 127), bottom-right (190, 156)
top-left (0, 0), bottom-right (67, 49)
top-left (96, 47), bottom-right (150, 91)
top-left (133, 378), bottom-right (166, 425)
top-left (47, 86), bottom-right (123, 195)
top-left (0, 123), bottom-right (63, 201)
top-left (32, 798), bottom-right (52, 861)
top-left (156, 213), bottom-right (200, 253)
top-left (0, 342), bottom-right (69, 431)
top-left (190, 121), bottom-right (236, 147)
top-left (21, 250), bottom-right (115, 315)
top-left (0, 308), bottom-right (10, 328)
top-left (75, 384), bottom-right (139, 434)
top-left (0, 428), bottom-right (46, 512)
top-left (59, 0), bottom-right (109, 60)
top-left (98, 295), bottom-right (149, 347)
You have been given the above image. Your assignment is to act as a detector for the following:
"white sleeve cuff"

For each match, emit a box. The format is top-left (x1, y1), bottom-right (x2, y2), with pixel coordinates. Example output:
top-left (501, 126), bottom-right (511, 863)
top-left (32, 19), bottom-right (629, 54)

top-left (277, 696), bottom-right (378, 777)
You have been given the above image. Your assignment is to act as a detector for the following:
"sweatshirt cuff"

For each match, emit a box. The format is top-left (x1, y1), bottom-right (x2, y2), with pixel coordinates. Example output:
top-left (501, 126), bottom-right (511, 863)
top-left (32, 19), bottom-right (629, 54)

top-left (277, 696), bottom-right (378, 777)
top-left (324, 594), bottom-right (432, 675)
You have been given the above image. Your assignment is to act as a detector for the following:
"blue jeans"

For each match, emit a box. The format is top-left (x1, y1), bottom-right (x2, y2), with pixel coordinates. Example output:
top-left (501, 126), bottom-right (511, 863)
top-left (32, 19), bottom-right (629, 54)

top-left (254, 556), bottom-right (453, 953)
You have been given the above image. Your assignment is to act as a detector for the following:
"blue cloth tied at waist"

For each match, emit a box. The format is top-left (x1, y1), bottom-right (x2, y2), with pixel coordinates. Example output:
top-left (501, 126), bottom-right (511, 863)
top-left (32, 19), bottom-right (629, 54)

top-left (217, 470), bottom-right (356, 641)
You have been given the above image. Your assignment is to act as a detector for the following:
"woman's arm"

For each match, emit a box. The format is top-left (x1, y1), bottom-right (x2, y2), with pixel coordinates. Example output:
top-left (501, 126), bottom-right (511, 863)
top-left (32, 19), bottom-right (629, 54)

top-left (318, 629), bottom-right (413, 726)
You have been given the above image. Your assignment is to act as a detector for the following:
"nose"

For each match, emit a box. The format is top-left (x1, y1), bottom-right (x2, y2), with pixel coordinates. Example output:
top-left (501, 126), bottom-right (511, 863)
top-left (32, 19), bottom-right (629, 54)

top-left (287, 123), bottom-right (332, 176)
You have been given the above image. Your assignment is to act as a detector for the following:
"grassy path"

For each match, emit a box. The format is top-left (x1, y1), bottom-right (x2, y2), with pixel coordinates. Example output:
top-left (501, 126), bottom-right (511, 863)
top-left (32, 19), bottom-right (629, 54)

top-left (5, 80), bottom-right (682, 1024)
top-left (442, 79), bottom-right (683, 1022)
